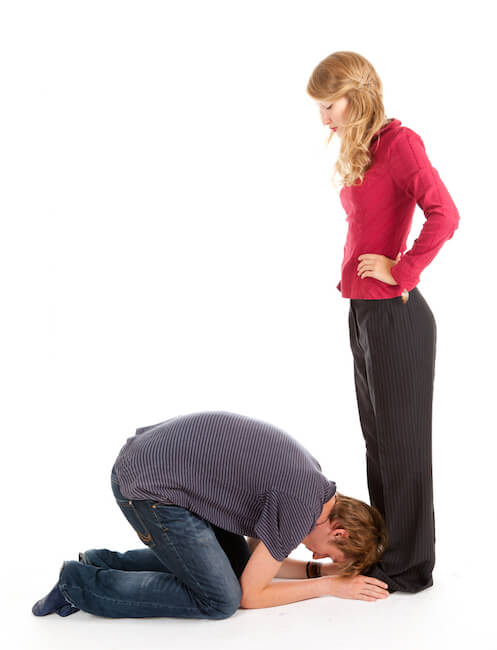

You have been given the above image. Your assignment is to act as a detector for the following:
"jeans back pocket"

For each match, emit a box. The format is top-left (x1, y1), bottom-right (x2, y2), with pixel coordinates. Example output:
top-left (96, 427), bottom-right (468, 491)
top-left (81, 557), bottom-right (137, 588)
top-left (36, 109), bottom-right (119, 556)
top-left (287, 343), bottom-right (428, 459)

top-left (115, 498), bottom-right (157, 548)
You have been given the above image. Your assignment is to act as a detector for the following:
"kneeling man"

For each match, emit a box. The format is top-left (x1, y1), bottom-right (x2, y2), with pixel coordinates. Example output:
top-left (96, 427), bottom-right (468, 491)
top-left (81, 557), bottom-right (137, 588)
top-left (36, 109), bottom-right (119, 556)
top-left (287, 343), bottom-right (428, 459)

top-left (33, 410), bottom-right (389, 619)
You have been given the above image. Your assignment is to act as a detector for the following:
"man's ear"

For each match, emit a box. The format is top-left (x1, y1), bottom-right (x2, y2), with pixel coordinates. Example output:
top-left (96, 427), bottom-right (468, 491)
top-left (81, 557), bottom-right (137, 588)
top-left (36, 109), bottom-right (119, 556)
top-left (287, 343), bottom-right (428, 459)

top-left (331, 527), bottom-right (349, 539)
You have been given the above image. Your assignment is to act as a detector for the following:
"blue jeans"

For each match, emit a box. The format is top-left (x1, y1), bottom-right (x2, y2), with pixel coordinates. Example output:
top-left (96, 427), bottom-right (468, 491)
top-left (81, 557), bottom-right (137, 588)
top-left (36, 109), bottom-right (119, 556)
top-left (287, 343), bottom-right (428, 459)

top-left (57, 465), bottom-right (251, 618)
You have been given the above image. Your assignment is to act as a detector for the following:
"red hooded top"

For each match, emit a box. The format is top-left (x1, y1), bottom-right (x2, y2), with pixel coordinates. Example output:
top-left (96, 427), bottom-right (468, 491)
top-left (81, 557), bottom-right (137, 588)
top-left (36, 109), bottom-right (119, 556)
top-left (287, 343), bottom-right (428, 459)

top-left (337, 118), bottom-right (460, 298)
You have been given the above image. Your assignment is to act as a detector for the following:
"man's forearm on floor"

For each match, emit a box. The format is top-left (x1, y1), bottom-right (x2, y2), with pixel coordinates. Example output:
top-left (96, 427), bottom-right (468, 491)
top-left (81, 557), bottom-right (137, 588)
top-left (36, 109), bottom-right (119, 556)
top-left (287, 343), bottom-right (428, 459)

top-left (245, 538), bottom-right (335, 579)
top-left (276, 558), bottom-right (308, 579)
top-left (275, 558), bottom-right (341, 579)
top-left (240, 576), bottom-right (332, 609)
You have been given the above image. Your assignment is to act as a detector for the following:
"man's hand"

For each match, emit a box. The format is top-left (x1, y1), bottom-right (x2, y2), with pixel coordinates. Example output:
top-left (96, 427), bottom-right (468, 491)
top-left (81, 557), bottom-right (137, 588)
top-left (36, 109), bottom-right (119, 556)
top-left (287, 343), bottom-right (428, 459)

top-left (328, 574), bottom-right (389, 602)
top-left (357, 253), bottom-right (401, 285)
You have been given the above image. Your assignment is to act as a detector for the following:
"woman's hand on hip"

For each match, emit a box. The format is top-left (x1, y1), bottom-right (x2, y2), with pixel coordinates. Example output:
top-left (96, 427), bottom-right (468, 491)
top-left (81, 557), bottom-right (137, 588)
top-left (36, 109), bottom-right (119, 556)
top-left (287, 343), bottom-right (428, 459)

top-left (357, 253), bottom-right (401, 285)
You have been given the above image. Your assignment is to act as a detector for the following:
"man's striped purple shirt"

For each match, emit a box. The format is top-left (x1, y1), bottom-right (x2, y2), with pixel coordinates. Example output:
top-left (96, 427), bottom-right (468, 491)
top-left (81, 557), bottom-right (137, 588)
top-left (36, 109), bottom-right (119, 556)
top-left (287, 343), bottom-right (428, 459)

top-left (113, 410), bottom-right (336, 561)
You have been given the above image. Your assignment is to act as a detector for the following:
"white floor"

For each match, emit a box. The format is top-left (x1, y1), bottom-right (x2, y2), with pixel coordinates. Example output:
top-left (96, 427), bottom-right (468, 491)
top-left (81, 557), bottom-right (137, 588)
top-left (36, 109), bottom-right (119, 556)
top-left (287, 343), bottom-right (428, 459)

top-left (12, 563), bottom-right (494, 650)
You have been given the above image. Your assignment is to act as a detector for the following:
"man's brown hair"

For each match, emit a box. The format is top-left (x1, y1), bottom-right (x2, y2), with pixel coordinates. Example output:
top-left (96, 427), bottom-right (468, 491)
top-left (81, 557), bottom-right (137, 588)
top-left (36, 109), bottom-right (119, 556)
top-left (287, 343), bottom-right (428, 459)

top-left (328, 492), bottom-right (388, 577)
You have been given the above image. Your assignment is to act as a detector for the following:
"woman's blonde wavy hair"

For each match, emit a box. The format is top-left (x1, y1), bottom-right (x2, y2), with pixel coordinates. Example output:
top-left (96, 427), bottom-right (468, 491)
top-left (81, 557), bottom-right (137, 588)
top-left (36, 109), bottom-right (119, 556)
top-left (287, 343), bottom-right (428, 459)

top-left (306, 51), bottom-right (391, 189)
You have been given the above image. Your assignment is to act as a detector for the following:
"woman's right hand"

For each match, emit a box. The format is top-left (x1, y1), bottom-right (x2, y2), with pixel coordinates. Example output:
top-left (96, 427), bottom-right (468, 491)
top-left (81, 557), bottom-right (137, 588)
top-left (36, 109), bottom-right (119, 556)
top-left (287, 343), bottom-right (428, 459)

top-left (327, 574), bottom-right (390, 601)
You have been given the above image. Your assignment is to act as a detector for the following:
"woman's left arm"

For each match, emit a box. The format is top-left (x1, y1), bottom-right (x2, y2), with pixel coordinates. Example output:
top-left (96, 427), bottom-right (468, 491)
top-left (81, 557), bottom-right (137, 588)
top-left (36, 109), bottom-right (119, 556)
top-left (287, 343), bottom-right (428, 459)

top-left (386, 129), bottom-right (461, 291)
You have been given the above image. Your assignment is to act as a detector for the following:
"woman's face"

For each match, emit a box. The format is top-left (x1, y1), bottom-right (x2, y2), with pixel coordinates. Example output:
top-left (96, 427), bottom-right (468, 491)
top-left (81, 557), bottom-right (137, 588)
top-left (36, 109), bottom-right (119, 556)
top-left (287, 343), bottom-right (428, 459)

top-left (315, 95), bottom-right (349, 138)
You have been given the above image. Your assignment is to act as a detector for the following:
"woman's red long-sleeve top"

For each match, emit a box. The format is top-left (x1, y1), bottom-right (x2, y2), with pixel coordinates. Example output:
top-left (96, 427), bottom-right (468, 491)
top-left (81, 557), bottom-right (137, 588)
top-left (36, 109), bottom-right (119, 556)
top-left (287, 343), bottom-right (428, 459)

top-left (336, 118), bottom-right (460, 299)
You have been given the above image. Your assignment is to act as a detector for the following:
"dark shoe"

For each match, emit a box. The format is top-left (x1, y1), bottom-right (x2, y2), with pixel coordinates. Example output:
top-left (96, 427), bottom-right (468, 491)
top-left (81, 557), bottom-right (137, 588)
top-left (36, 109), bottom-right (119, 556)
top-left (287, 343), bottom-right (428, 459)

top-left (32, 564), bottom-right (80, 617)
top-left (32, 582), bottom-right (79, 617)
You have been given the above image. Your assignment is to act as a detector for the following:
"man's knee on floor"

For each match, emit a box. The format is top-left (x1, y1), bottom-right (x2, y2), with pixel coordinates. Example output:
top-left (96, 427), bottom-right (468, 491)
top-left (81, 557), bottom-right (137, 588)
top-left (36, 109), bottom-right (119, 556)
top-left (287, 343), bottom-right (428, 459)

top-left (201, 581), bottom-right (242, 620)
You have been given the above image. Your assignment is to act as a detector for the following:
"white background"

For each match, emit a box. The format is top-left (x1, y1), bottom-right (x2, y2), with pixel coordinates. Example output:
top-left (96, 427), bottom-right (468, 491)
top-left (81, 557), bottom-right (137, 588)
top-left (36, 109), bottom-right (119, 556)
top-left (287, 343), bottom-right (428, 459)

top-left (1, 1), bottom-right (495, 649)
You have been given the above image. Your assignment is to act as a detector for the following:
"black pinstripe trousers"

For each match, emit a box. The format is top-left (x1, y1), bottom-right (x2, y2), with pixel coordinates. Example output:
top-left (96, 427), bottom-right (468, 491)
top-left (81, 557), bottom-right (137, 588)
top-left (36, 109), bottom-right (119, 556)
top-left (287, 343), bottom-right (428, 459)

top-left (348, 286), bottom-right (437, 593)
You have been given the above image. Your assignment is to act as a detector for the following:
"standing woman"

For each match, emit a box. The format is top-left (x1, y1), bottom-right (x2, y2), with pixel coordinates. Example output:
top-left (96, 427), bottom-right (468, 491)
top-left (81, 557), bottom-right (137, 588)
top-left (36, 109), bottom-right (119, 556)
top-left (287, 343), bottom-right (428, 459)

top-left (306, 51), bottom-right (460, 593)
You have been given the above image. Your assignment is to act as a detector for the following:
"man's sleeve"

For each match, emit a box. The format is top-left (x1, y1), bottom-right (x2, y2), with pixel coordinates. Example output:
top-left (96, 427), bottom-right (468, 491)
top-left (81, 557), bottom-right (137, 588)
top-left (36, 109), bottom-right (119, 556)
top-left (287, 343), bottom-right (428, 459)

top-left (387, 130), bottom-right (460, 291)
top-left (253, 490), bottom-right (317, 562)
